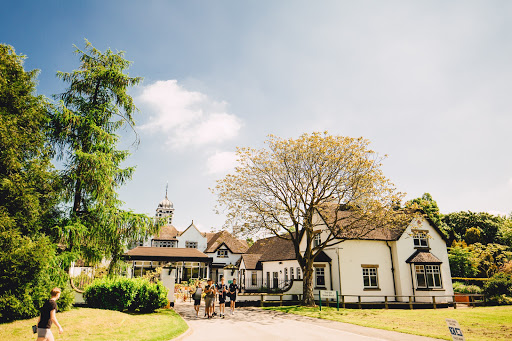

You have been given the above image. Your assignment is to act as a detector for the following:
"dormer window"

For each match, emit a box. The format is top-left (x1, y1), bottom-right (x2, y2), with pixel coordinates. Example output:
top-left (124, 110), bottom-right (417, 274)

top-left (217, 249), bottom-right (228, 258)
top-left (413, 231), bottom-right (429, 248)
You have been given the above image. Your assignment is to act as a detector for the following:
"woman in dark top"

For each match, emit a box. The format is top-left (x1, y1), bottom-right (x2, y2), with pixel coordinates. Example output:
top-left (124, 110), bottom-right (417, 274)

top-left (36, 287), bottom-right (63, 341)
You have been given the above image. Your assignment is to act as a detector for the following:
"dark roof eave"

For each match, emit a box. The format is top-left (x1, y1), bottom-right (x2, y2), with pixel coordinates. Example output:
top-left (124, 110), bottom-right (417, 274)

top-left (123, 255), bottom-right (212, 263)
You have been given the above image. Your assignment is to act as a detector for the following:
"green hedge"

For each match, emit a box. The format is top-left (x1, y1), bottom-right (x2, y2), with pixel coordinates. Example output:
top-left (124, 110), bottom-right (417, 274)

top-left (483, 273), bottom-right (512, 298)
top-left (84, 277), bottom-right (168, 313)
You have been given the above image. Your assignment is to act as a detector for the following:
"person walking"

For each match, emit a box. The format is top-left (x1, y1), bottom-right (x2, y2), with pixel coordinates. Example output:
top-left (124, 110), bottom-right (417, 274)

top-left (217, 277), bottom-right (228, 318)
top-left (36, 287), bottom-right (63, 341)
top-left (192, 281), bottom-right (203, 318)
top-left (204, 279), bottom-right (216, 319)
top-left (228, 278), bottom-right (239, 315)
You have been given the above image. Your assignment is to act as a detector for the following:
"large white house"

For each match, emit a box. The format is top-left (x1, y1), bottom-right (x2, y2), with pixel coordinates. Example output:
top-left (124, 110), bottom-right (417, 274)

top-left (239, 208), bottom-right (453, 303)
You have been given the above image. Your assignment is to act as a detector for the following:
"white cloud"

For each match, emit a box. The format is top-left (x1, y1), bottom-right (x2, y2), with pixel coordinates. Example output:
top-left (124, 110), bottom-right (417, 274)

top-left (206, 151), bottom-right (238, 174)
top-left (138, 80), bottom-right (242, 148)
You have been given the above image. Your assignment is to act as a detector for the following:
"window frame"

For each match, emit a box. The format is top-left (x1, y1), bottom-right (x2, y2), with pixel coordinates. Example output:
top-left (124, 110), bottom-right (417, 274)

top-left (412, 230), bottom-right (429, 248)
top-left (361, 266), bottom-right (379, 289)
top-left (415, 264), bottom-right (442, 289)
top-left (217, 249), bottom-right (228, 258)
top-left (314, 266), bottom-right (325, 288)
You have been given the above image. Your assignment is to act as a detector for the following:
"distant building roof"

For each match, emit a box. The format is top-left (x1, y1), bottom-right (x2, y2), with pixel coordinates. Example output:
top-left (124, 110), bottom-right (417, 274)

top-left (240, 254), bottom-right (263, 270)
top-left (205, 231), bottom-right (249, 254)
top-left (153, 225), bottom-right (179, 240)
top-left (246, 236), bottom-right (296, 261)
top-left (123, 246), bottom-right (211, 262)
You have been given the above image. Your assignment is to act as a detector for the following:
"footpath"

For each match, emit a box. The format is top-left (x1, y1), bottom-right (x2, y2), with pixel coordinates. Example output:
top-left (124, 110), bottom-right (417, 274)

top-left (174, 301), bottom-right (443, 341)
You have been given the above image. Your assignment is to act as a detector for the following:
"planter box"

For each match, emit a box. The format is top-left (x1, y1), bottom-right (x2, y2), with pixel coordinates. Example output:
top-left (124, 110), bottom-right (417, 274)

top-left (454, 293), bottom-right (470, 303)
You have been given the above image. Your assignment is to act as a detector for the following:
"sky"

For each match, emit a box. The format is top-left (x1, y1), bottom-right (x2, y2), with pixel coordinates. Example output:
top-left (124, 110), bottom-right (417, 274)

top-left (2, 1), bottom-right (511, 232)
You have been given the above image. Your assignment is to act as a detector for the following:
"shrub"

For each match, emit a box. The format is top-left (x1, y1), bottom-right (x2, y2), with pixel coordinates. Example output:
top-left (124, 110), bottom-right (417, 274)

top-left (483, 272), bottom-right (512, 298)
top-left (84, 277), bottom-right (168, 313)
top-left (452, 281), bottom-right (482, 294)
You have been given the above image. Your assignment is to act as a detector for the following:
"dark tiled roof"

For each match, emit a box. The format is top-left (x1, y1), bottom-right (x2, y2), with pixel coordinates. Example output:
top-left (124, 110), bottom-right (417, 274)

top-left (205, 231), bottom-right (249, 254)
top-left (153, 225), bottom-right (179, 240)
top-left (124, 246), bottom-right (210, 260)
top-left (246, 236), bottom-right (297, 261)
top-left (318, 207), bottom-right (408, 241)
top-left (406, 250), bottom-right (442, 264)
top-left (240, 254), bottom-right (263, 270)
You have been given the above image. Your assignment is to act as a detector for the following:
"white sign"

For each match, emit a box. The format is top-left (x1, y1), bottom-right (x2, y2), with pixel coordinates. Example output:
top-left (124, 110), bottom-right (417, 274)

top-left (446, 319), bottom-right (465, 341)
top-left (320, 290), bottom-right (337, 299)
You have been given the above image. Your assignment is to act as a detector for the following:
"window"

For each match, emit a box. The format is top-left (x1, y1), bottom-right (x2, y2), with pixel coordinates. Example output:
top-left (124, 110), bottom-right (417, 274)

top-left (313, 233), bottom-right (321, 247)
top-left (217, 249), bottom-right (228, 258)
top-left (413, 231), bottom-right (429, 248)
top-left (251, 271), bottom-right (257, 286)
top-left (154, 240), bottom-right (173, 247)
top-left (315, 267), bottom-right (325, 287)
top-left (284, 268), bottom-right (288, 281)
top-left (290, 267), bottom-right (294, 280)
top-left (415, 265), bottom-right (442, 289)
top-left (297, 267), bottom-right (301, 279)
top-left (273, 272), bottom-right (278, 288)
top-left (362, 267), bottom-right (379, 288)
top-left (266, 272), bottom-right (270, 287)
top-left (185, 241), bottom-right (197, 248)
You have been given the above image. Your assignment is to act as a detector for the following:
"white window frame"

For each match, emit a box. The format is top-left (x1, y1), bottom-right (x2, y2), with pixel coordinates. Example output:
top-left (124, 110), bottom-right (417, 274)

top-left (314, 267), bottom-right (325, 287)
top-left (415, 264), bottom-right (442, 289)
top-left (251, 271), bottom-right (257, 286)
top-left (413, 231), bottom-right (429, 248)
top-left (296, 267), bottom-right (301, 279)
top-left (313, 233), bottom-right (321, 247)
top-left (362, 267), bottom-right (379, 289)
top-left (290, 267), bottom-right (294, 279)
top-left (185, 241), bottom-right (198, 248)
top-left (284, 267), bottom-right (288, 281)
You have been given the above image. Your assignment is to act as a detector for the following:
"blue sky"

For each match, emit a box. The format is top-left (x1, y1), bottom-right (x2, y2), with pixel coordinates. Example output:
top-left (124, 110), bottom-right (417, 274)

top-left (2, 1), bottom-right (511, 231)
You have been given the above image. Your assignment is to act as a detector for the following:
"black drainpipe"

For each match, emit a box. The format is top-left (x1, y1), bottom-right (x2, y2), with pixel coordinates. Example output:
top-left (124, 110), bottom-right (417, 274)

top-left (386, 241), bottom-right (397, 297)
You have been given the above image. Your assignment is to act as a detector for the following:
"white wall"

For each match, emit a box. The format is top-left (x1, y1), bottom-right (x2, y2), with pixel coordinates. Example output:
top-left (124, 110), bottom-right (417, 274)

top-left (394, 216), bottom-right (454, 303)
top-left (177, 224), bottom-right (207, 250)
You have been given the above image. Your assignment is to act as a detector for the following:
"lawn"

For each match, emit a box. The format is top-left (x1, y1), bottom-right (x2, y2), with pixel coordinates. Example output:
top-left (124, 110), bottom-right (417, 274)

top-left (0, 307), bottom-right (188, 341)
top-left (264, 305), bottom-right (512, 341)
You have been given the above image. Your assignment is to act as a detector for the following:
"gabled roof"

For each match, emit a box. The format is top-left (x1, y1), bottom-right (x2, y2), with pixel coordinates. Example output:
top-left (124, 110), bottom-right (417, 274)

top-left (246, 236), bottom-right (296, 261)
top-left (406, 250), bottom-right (442, 264)
top-left (204, 231), bottom-right (249, 254)
top-left (153, 225), bottom-right (179, 240)
top-left (181, 220), bottom-right (203, 236)
top-left (240, 254), bottom-right (263, 270)
top-left (316, 206), bottom-right (447, 242)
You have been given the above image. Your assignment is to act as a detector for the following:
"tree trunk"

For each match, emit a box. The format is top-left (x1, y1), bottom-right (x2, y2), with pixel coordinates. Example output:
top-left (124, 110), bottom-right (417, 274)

top-left (301, 262), bottom-right (316, 306)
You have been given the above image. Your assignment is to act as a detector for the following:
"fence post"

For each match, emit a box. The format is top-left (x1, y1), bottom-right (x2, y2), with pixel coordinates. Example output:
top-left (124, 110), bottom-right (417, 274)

top-left (342, 295), bottom-right (345, 309)
top-left (408, 296), bottom-right (413, 310)
top-left (432, 296), bottom-right (436, 309)
top-left (384, 296), bottom-right (388, 309)
top-left (319, 291), bottom-right (322, 311)
top-left (336, 291), bottom-right (339, 311)
top-left (452, 295), bottom-right (457, 309)
top-left (358, 296), bottom-right (362, 309)
top-left (261, 294), bottom-right (264, 307)
top-left (280, 294), bottom-right (283, 307)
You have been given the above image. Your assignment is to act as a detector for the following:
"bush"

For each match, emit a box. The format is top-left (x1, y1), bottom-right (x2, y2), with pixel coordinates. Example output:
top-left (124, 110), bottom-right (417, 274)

top-left (452, 281), bottom-right (482, 294)
top-left (84, 277), bottom-right (168, 313)
top-left (483, 272), bottom-right (512, 298)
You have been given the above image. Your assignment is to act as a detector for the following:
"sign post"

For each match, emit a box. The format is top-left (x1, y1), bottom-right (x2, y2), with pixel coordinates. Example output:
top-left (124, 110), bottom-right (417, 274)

top-left (319, 290), bottom-right (337, 311)
top-left (446, 319), bottom-right (465, 341)
top-left (319, 290), bottom-right (322, 311)
top-left (336, 291), bottom-right (339, 311)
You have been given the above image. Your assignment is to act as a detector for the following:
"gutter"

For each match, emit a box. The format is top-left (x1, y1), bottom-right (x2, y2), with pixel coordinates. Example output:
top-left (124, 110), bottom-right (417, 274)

top-left (386, 241), bottom-right (397, 296)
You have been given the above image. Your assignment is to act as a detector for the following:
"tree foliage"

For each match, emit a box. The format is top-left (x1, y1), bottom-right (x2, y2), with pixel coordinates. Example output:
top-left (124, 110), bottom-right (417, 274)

top-left (0, 44), bottom-right (69, 322)
top-left (443, 211), bottom-right (505, 246)
top-left (214, 132), bottom-right (406, 305)
top-left (49, 40), bottom-right (158, 272)
top-left (406, 193), bottom-right (444, 230)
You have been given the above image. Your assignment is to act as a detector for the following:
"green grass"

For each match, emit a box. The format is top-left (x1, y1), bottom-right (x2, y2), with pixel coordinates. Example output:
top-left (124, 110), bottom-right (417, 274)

top-left (0, 307), bottom-right (188, 341)
top-left (264, 305), bottom-right (512, 341)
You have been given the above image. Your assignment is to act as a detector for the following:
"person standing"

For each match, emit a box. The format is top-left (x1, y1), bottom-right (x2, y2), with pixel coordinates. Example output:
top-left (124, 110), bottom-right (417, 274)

top-left (204, 279), bottom-right (216, 319)
top-left (228, 278), bottom-right (239, 315)
top-left (36, 287), bottom-right (63, 341)
top-left (217, 277), bottom-right (228, 318)
top-left (192, 281), bottom-right (203, 318)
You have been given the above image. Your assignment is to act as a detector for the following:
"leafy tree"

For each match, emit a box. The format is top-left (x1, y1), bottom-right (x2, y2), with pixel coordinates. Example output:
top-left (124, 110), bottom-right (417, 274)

top-left (406, 193), bottom-right (443, 228)
top-left (448, 241), bottom-right (478, 278)
top-left (49, 40), bottom-right (158, 272)
top-left (214, 133), bottom-right (406, 306)
top-left (0, 44), bottom-right (66, 322)
top-left (442, 211), bottom-right (503, 245)
top-left (468, 243), bottom-right (512, 278)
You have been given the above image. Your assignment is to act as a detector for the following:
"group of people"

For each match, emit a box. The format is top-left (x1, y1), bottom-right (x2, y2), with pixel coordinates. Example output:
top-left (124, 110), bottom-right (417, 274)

top-left (191, 277), bottom-right (239, 319)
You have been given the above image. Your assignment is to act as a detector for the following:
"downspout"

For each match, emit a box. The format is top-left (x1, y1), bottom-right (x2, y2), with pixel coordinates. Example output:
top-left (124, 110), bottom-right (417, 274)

top-left (329, 261), bottom-right (333, 290)
top-left (386, 241), bottom-right (397, 296)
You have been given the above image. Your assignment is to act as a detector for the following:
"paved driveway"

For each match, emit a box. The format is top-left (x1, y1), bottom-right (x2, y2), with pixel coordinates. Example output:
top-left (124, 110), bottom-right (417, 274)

top-left (174, 302), bottom-right (442, 341)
